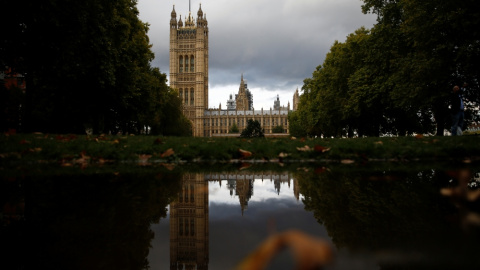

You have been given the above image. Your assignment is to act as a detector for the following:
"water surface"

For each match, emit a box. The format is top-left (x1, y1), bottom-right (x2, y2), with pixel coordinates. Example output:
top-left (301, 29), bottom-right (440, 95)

top-left (2, 164), bottom-right (480, 269)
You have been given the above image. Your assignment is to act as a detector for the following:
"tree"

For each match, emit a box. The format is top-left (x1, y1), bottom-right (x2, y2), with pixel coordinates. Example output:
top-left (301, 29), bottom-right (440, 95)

top-left (240, 119), bottom-right (264, 138)
top-left (229, 122), bottom-right (240, 134)
top-left (1, 0), bottom-right (190, 135)
top-left (295, 0), bottom-right (480, 137)
top-left (272, 125), bottom-right (284, 133)
top-left (288, 111), bottom-right (307, 137)
top-left (361, 0), bottom-right (480, 135)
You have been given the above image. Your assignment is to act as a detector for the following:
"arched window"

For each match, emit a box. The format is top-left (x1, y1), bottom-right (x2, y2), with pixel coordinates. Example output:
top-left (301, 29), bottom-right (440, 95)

top-left (190, 88), bottom-right (194, 105)
top-left (185, 55), bottom-right (189, 72)
top-left (190, 55), bottom-right (195, 72)
top-left (185, 89), bottom-right (188, 104)
top-left (179, 56), bottom-right (183, 73)
top-left (179, 88), bottom-right (183, 102)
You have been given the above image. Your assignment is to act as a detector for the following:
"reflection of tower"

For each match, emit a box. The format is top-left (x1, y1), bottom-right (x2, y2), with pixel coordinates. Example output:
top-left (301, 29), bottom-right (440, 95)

top-left (293, 178), bottom-right (300, 201)
top-left (235, 177), bottom-right (253, 215)
top-left (170, 174), bottom-right (209, 270)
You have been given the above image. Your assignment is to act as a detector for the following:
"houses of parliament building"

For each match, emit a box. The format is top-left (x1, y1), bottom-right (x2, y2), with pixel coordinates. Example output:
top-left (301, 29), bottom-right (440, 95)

top-left (169, 4), bottom-right (300, 137)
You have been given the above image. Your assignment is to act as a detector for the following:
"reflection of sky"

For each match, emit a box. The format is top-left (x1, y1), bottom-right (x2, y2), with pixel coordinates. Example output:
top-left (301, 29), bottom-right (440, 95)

top-left (148, 178), bottom-right (329, 270)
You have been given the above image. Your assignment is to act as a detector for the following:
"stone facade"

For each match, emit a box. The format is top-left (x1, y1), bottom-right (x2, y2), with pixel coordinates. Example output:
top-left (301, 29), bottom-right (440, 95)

top-left (169, 4), bottom-right (292, 137)
top-left (170, 4), bottom-right (209, 137)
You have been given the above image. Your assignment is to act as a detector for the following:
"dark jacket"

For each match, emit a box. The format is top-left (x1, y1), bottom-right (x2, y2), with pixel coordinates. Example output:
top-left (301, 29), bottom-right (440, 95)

top-left (450, 91), bottom-right (463, 113)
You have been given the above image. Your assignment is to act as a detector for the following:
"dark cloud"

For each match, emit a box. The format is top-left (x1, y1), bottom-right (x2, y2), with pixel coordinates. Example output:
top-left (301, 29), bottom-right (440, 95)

top-left (138, 0), bottom-right (377, 109)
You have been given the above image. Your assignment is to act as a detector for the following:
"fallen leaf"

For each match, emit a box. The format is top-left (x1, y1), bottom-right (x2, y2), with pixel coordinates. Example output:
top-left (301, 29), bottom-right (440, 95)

top-left (19, 139), bottom-right (30, 144)
top-left (374, 141), bottom-right (383, 145)
top-left (138, 154), bottom-right (152, 164)
top-left (161, 148), bottom-right (175, 158)
top-left (236, 230), bottom-right (333, 270)
top-left (5, 129), bottom-right (17, 135)
top-left (297, 145), bottom-right (312, 152)
top-left (291, 136), bottom-right (297, 140)
top-left (314, 145), bottom-right (330, 153)
top-left (278, 152), bottom-right (289, 158)
top-left (239, 149), bottom-right (252, 158)
top-left (239, 163), bottom-right (252, 170)
top-left (315, 167), bottom-right (328, 174)
top-left (415, 134), bottom-right (424, 139)
top-left (341, 159), bottom-right (355, 164)
top-left (162, 163), bottom-right (176, 171)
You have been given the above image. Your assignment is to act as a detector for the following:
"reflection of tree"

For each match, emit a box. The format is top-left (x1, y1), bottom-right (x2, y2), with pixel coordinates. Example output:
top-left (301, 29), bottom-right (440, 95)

top-left (1, 170), bottom-right (181, 270)
top-left (296, 167), bottom-right (465, 250)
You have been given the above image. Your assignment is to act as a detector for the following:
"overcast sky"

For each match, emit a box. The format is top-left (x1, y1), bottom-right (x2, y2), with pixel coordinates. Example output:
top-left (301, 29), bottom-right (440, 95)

top-left (137, 0), bottom-right (377, 110)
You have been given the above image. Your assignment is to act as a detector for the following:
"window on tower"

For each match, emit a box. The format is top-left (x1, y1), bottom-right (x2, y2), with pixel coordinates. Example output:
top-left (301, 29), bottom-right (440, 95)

top-left (179, 56), bottom-right (183, 73)
top-left (185, 55), bottom-right (189, 73)
top-left (190, 55), bottom-right (195, 72)
top-left (179, 88), bottom-right (183, 102)
top-left (190, 88), bottom-right (194, 105)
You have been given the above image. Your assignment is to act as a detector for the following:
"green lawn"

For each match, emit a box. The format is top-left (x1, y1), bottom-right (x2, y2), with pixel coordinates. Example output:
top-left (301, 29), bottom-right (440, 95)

top-left (1, 133), bottom-right (479, 167)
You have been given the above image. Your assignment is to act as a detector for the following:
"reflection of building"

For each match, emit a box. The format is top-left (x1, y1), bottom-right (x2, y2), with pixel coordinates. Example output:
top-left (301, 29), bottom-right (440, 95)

top-left (170, 174), bottom-right (209, 270)
top-left (168, 172), bottom-right (299, 269)
top-left (206, 172), bottom-right (293, 211)
top-left (169, 4), bottom-right (294, 137)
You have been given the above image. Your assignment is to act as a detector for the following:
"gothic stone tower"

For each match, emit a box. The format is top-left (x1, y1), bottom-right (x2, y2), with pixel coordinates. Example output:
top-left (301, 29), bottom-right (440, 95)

top-left (170, 3), bottom-right (209, 137)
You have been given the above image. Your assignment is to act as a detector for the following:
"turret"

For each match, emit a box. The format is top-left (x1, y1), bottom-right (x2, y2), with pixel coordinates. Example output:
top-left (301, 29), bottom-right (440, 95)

top-left (170, 5), bottom-right (177, 28)
top-left (178, 15), bottom-right (183, 28)
top-left (197, 3), bottom-right (203, 18)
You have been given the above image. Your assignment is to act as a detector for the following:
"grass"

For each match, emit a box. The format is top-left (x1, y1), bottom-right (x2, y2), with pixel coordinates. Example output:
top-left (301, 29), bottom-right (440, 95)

top-left (1, 133), bottom-right (479, 167)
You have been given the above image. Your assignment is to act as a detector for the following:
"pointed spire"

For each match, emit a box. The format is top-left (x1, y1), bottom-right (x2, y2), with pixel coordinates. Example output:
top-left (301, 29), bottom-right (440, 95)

top-left (178, 15), bottom-right (183, 28)
top-left (198, 3), bottom-right (203, 18)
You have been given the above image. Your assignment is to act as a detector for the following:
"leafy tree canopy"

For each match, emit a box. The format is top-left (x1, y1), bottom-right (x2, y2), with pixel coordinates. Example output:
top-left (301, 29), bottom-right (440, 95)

top-left (0, 0), bottom-right (190, 136)
top-left (240, 119), bottom-right (265, 138)
top-left (294, 0), bottom-right (480, 137)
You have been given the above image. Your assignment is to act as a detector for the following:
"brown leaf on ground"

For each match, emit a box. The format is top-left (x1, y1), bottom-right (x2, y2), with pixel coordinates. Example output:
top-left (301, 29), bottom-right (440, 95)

top-left (278, 152), bottom-right (289, 158)
top-left (5, 129), bottom-right (17, 136)
top-left (74, 151), bottom-right (91, 168)
top-left (415, 134), bottom-right (424, 138)
top-left (239, 163), bottom-right (252, 170)
top-left (239, 149), bottom-right (252, 158)
top-left (162, 163), bottom-right (176, 171)
top-left (138, 154), bottom-right (152, 164)
top-left (341, 159), bottom-right (355, 164)
top-left (297, 145), bottom-right (312, 152)
top-left (161, 148), bottom-right (175, 158)
top-left (314, 145), bottom-right (330, 153)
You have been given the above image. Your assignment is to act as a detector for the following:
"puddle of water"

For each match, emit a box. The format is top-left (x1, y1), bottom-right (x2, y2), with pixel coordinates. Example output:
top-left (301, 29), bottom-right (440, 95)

top-left (1, 164), bottom-right (480, 269)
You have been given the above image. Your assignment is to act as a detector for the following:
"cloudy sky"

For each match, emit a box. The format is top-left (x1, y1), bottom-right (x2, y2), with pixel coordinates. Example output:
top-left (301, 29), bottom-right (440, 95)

top-left (137, 0), bottom-right (377, 110)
